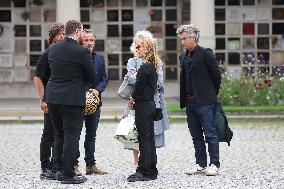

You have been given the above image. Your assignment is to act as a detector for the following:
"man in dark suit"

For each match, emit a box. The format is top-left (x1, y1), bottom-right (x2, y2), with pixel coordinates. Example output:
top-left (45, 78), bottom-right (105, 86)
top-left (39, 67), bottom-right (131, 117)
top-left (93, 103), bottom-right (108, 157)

top-left (34, 23), bottom-right (64, 180)
top-left (45, 20), bottom-right (96, 184)
top-left (176, 24), bottom-right (221, 176)
top-left (75, 29), bottom-right (108, 175)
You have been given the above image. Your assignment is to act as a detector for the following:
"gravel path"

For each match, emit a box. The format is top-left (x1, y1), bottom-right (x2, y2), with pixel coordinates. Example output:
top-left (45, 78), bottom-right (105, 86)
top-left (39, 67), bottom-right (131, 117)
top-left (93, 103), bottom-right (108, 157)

top-left (0, 122), bottom-right (283, 189)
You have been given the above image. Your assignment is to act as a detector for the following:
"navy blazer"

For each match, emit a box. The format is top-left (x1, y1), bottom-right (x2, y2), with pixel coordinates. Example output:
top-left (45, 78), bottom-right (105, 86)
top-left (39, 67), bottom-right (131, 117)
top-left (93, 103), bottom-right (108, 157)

top-left (179, 45), bottom-right (221, 108)
top-left (86, 52), bottom-right (108, 107)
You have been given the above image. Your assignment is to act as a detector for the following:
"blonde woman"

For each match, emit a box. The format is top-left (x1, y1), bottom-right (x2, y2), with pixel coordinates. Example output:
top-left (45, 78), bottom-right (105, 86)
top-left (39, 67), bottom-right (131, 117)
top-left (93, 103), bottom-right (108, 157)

top-left (122, 31), bottom-right (170, 168)
top-left (123, 30), bottom-right (168, 182)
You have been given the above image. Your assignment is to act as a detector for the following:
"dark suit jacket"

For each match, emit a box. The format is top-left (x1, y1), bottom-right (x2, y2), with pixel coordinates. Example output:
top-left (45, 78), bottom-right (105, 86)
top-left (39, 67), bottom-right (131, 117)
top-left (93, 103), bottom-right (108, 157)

top-left (179, 45), bottom-right (221, 108)
top-left (86, 52), bottom-right (108, 107)
top-left (132, 62), bottom-right (158, 102)
top-left (46, 37), bottom-right (96, 106)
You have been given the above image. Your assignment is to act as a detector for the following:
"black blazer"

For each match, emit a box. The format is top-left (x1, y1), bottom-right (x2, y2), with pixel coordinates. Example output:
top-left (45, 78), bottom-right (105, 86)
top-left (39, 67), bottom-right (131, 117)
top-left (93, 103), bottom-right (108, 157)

top-left (132, 62), bottom-right (158, 102)
top-left (46, 37), bottom-right (96, 106)
top-left (179, 45), bottom-right (221, 108)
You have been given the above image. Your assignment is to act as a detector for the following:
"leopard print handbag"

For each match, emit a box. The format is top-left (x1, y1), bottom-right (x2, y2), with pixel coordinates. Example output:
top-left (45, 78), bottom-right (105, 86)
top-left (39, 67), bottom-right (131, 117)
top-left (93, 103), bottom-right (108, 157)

top-left (83, 91), bottom-right (100, 115)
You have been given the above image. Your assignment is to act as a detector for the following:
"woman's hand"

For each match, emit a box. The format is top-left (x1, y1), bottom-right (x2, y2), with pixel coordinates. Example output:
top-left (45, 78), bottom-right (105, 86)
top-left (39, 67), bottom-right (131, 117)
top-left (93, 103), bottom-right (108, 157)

top-left (128, 97), bottom-right (135, 109)
top-left (131, 71), bottom-right (137, 76)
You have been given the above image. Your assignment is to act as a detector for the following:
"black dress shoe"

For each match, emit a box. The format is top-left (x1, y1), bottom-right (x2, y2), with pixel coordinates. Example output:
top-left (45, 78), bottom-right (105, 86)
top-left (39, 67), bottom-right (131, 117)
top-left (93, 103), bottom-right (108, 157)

top-left (61, 175), bottom-right (87, 184)
top-left (55, 171), bottom-right (64, 181)
top-left (128, 172), bottom-right (141, 178)
top-left (128, 172), bottom-right (157, 180)
top-left (127, 172), bottom-right (152, 182)
top-left (40, 169), bottom-right (56, 180)
top-left (149, 175), bottom-right (157, 180)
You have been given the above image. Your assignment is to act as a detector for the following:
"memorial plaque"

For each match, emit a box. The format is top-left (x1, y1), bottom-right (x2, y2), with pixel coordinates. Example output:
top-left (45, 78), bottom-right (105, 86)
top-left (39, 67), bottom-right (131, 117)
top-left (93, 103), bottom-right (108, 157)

top-left (13, 67), bottom-right (28, 81)
top-left (92, 10), bottom-right (105, 22)
top-left (134, 22), bottom-right (148, 33)
top-left (44, 10), bottom-right (56, 22)
top-left (243, 38), bottom-right (255, 49)
top-left (228, 38), bottom-right (240, 50)
top-left (0, 54), bottom-right (12, 67)
top-left (15, 39), bottom-right (26, 53)
top-left (29, 9), bottom-right (41, 22)
top-left (15, 54), bottom-right (27, 66)
top-left (92, 23), bottom-right (106, 38)
top-left (272, 52), bottom-right (284, 65)
top-left (257, 8), bottom-right (271, 20)
top-left (13, 9), bottom-right (27, 22)
top-left (106, 39), bottom-right (120, 52)
top-left (0, 38), bottom-right (12, 52)
top-left (0, 69), bottom-right (12, 82)
top-left (227, 23), bottom-right (241, 35)
top-left (134, 9), bottom-right (148, 22)
top-left (0, 24), bottom-right (12, 38)
top-left (227, 7), bottom-right (241, 21)
top-left (242, 7), bottom-right (256, 20)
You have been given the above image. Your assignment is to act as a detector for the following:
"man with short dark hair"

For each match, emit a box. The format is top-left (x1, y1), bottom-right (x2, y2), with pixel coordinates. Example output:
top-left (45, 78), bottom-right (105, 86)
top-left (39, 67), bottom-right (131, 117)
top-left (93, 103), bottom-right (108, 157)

top-left (34, 23), bottom-right (64, 180)
top-left (176, 24), bottom-right (221, 176)
top-left (46, 20), bottom-right (96, 184)
top-left (75, 28), bottom-right (108, 176)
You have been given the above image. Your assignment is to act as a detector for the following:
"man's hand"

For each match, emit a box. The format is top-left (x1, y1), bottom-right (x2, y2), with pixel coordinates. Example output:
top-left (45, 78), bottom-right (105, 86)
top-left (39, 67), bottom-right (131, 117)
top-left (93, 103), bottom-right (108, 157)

top-left (40, 100), bottom-right (48, 113)
top-left (90, 89), bottom-right (100, 100)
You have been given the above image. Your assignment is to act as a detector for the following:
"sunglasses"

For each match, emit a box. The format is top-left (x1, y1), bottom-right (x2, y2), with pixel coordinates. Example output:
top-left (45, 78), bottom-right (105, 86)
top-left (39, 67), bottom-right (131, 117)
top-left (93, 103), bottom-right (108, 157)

top-left (136, 45), bottom-right (143, 50)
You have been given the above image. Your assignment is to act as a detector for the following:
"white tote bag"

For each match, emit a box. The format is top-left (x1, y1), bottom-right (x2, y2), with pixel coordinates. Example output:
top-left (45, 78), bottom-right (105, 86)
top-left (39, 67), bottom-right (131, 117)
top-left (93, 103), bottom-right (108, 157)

top-left (114, 113), bottom-right (138, 145)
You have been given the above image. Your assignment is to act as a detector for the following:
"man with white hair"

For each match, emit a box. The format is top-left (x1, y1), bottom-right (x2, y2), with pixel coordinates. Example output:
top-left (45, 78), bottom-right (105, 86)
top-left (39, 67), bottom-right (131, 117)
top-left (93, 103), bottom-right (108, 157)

top-left (176, 24), bottom-right (221, 176)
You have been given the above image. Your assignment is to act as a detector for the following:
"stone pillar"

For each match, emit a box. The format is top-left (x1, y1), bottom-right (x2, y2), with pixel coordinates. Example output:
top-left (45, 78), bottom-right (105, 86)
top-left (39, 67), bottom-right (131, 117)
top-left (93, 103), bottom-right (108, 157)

top-left (56, 0), bottom-right (80, 23)
top-left (190, 0), bottom-right (215, 49)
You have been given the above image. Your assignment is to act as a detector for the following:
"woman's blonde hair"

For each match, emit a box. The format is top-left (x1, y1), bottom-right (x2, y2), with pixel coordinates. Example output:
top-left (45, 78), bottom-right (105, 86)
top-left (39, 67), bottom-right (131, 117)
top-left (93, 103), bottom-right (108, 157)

top-left (130, 30), bottom-right (160, 73)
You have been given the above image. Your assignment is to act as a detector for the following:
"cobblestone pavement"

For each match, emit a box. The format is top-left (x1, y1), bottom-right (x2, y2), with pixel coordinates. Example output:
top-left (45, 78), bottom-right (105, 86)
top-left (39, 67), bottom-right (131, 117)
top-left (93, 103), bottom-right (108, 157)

top-left (0, 122), bottom-right (283, 189)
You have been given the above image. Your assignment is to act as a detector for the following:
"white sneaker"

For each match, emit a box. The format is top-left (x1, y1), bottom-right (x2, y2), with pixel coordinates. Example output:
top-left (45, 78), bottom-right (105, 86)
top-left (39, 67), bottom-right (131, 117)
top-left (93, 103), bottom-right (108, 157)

top-left (205, 165), bottom-right (219, 176)
top-left (185, 164), bottom-right (206, 175)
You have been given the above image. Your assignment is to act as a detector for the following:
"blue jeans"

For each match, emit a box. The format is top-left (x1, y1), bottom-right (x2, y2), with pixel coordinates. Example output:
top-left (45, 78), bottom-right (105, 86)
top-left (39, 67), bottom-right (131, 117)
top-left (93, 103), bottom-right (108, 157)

top-left (186, 99), bottom-right (220, 168)
top-left (76, 107), bottom-right (101, 167)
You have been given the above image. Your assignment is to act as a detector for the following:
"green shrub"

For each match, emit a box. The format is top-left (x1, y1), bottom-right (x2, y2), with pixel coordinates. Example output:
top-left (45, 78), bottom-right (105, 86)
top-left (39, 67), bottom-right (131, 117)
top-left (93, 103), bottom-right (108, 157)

top-left (219, 77), bottom-right (284, 105)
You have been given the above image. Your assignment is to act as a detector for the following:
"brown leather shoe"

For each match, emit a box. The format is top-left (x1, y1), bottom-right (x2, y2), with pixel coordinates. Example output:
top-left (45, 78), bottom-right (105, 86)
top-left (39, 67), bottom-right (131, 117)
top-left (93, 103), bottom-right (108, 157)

top-left (86, 166), bottom-right (108, 175)
top-left (74, 165), bottom-right (82, 176)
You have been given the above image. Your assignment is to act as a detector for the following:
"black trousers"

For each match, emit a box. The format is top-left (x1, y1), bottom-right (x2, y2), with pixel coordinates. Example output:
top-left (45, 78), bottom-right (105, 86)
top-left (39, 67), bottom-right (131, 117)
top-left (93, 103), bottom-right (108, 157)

top-left (40, 113), bottom-right (55, 170)
top-left (48, 103), bottom-right (84, 179)
top-left (135, 101), bottom-right (158, 178)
